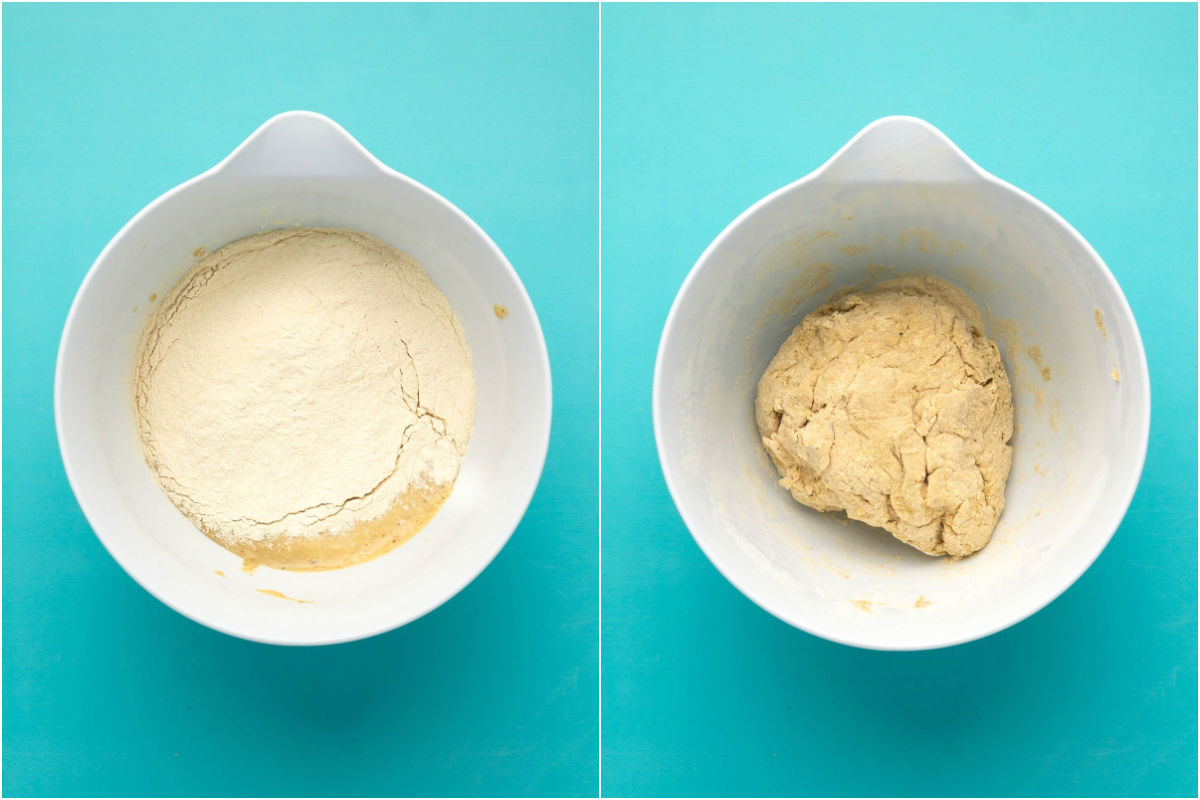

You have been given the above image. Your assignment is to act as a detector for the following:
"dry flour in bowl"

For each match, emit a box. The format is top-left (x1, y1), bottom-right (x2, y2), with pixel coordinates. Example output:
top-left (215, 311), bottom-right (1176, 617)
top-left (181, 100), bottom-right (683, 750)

top-left (133, 227), bottom-right (476, 571)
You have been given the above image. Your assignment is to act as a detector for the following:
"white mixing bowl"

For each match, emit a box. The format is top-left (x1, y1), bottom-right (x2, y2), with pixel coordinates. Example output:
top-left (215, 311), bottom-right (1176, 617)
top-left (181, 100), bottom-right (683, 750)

top-left (56, 111), bottom-right (551, 645)
top-left (654, 116), bottom-right (1149, 651)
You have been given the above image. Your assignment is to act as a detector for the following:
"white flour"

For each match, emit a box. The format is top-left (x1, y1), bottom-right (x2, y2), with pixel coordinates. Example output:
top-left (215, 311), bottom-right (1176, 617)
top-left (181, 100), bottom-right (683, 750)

top-left (134, 228), bottom-right (475, 563)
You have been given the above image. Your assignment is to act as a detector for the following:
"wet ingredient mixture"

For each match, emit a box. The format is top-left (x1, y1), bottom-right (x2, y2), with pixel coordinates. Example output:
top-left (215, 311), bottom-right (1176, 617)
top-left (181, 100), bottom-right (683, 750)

top-left (134, 228), bottom-right (475, 570)
top-left (755, 275), bottom-right (1013, 558)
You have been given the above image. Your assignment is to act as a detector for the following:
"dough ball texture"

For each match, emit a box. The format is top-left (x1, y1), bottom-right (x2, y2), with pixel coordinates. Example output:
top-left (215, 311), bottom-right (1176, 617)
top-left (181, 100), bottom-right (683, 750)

top-left (755, 275), bottom-right (1014, 558)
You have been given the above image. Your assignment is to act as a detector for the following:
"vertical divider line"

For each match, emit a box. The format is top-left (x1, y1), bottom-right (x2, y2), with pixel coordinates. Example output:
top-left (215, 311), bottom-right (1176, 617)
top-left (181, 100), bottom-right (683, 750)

top-left (596, 2), bottom-right (603, 797)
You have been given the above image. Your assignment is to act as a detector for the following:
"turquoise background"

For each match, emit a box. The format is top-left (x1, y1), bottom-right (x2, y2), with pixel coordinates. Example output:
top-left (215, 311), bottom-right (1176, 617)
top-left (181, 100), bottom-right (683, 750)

top-left (3, 4), bottom-right (597, 797)
top-left (602, 3), bottom-right (1196, 798)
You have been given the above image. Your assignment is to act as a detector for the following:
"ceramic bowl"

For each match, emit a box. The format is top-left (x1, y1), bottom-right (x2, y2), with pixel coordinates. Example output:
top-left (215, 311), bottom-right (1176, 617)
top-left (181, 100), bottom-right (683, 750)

top-left (654, 116), bottom-right (1149, 650)
top-left (56, 111), bottom-right (551, 645)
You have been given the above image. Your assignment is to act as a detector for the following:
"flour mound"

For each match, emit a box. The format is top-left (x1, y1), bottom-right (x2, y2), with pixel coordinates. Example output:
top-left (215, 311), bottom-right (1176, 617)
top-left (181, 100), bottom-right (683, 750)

top-left (134, 228), bottom-right (475, 565)
top-left (755, 275), bottom-right (1013, 558)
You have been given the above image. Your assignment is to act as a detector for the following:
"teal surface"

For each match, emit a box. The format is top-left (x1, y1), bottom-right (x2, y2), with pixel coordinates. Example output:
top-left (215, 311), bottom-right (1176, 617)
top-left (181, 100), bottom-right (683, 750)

top-left (3, 4), bottom-right (597, 797)
top-left (602, 3), bottom-right (1196, 798)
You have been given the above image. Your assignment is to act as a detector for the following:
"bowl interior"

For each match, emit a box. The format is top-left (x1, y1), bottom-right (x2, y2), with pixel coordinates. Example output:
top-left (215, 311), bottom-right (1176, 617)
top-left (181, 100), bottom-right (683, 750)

top-left (57, 172), bottom-right (550, 644)
top-left (656, 177), bottom-right (1148, 649)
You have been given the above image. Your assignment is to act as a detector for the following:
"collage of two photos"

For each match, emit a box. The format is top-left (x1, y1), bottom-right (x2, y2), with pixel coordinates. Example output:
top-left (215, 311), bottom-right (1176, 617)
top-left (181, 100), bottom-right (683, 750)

top-left (3, 2), bottom-right (1196, 798)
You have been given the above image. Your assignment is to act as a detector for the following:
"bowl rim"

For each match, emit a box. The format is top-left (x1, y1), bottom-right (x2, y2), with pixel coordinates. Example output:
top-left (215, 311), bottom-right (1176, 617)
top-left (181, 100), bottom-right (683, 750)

top-left (652, 115), bottom-right (1151, 651)
top-left (54, 111), bottom-right (553, 646)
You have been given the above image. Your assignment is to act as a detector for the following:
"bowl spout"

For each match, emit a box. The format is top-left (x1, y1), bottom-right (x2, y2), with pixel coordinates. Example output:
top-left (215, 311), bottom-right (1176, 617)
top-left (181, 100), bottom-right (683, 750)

top-left (818, 115), bottom-right (983, 184)
top-left (217, 110), bottom-right (384, 178)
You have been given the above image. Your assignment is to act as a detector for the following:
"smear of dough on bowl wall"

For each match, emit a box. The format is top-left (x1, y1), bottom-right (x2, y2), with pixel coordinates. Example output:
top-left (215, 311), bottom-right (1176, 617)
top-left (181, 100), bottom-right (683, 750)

top-left (662, 178), bottom-right (1133, 646)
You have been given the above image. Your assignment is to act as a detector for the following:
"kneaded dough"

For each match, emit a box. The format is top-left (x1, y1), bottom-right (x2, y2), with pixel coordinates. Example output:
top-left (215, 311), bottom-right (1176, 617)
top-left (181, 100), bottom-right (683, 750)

top-left (755, 275), bottom-right (1014, 558)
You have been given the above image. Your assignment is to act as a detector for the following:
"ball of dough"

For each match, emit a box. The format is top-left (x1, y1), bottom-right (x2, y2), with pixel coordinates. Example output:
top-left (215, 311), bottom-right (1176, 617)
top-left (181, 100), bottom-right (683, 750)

top-left (755, 275), bottom-right (1014, 558)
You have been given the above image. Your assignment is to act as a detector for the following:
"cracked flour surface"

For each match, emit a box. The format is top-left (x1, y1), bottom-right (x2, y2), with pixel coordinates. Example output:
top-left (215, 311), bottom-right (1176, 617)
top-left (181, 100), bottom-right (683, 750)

top-left (755, 276), bottom-right (1013, 558)
top-left (134, 228), bottom-right (475, 570)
